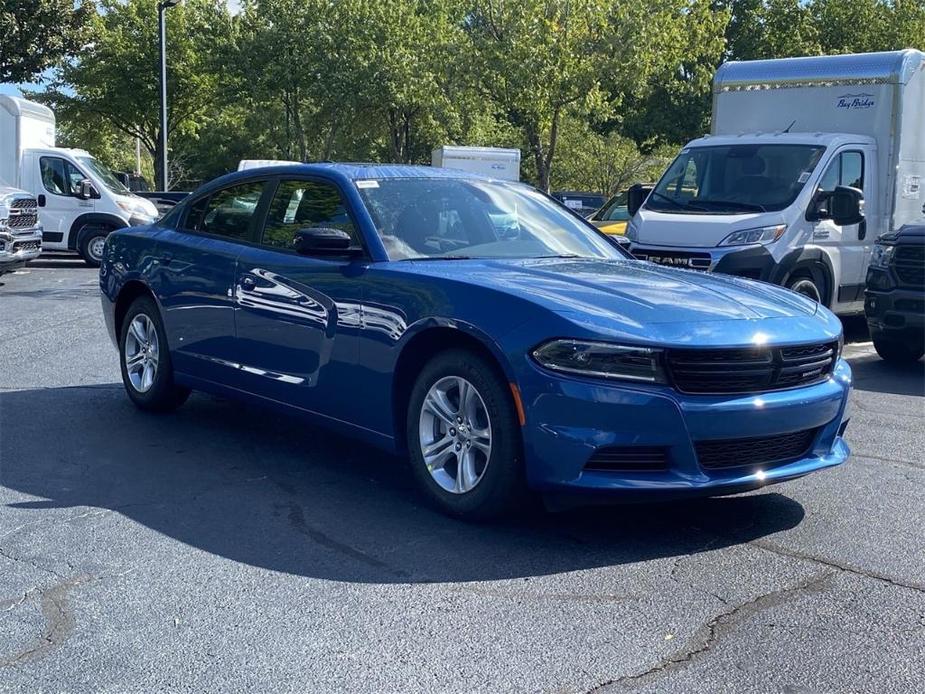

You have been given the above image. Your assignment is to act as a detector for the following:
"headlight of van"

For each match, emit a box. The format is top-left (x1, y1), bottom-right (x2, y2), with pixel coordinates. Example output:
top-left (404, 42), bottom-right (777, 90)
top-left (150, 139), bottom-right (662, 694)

top-left (869, 243), bottom-right (895, 268)
top-left (532, 340), bottom-right (666, 383)
top-left (718, 225), bottom-right (786, 247)
top-left (625, 220), bottom-right (639, 241)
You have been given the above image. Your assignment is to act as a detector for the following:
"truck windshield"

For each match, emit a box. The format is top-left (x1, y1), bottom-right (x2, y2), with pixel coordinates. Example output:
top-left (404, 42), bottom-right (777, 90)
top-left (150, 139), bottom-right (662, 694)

top-left (645, 144), bottom-right (825, 215)
top-left (76, 156), bottom-right (130, 195)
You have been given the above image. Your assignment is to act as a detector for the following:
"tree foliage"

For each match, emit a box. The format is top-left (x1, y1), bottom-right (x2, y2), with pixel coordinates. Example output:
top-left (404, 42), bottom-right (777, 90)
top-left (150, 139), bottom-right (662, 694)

top-left (0, 0), bottom-right (93, 83)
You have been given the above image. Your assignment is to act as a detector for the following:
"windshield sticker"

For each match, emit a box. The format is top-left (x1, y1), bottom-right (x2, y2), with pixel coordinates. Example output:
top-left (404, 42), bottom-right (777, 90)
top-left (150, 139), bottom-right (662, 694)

top-left (903, 175), bottom-right (921, 199)
top-left (356, 180), bottom-right (379, 189)
top-left (798, 171), bottom-right (811, 183)
top-left (563, 199), bottom-right (583, 210)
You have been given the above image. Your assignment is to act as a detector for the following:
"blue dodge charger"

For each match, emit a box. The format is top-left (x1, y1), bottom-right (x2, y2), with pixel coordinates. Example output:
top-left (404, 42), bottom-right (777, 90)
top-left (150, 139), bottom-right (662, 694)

top-left (100, 164), bottom-right (851, 519)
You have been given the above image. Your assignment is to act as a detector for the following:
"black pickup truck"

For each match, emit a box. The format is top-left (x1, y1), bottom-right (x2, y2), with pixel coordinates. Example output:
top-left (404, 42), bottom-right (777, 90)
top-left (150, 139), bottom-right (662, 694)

top-left (114, 172), bottom-right (189, 216)
top-left (864, 224), bottom-right (925, 362)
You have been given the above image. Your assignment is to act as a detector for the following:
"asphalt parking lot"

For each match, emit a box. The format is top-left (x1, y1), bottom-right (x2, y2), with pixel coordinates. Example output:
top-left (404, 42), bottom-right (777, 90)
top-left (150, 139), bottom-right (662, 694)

top-left (1, 257), bottom-right (923, 693)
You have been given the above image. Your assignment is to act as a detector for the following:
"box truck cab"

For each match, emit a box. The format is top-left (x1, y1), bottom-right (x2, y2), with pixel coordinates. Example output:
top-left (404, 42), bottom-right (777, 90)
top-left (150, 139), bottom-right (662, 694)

top-left (627, 50), bottom-right (925, 315)
top-left (0, 96), bottom-right (158, 267)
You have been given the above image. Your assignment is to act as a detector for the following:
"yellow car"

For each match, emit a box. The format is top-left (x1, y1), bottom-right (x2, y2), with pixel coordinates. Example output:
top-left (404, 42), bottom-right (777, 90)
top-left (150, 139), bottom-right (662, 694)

top-left (589, 191), bottom-right (631, 235)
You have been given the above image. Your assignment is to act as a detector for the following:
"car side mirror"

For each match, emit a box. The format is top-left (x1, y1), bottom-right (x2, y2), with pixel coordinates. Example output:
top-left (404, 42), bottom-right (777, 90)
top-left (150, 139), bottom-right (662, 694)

top-left (293, 227), bottom-right (362, 257)
top-left (808, 185), bottom-right (864, 226)
top-left (626, 184), bottom-right (653, 217)
top-left (77, 179), bottom-right (100, 200)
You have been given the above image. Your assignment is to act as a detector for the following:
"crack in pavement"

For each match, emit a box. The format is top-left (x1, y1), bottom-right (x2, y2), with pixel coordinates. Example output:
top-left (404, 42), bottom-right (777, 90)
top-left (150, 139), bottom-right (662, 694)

top-left (0, 574), bottom-right (93, 669)
top-left (751, 540), bottom-right (925, 594)
top-left (587, 571), bottom-right (834, 692)
top-left (851, 453), bottom-right (925, 472)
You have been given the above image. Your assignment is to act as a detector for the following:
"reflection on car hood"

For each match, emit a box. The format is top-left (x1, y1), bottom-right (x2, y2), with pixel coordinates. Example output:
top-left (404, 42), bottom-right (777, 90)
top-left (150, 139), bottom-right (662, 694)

top-left (405, 257), bottom-right (820, 325)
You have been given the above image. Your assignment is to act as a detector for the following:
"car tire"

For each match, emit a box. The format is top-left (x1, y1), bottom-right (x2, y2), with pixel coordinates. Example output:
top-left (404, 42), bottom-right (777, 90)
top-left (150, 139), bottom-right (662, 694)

top-left (406, 349), bottom-right (527, 520)
top-left (119, 296), bottom-right (191, 412)
top-left (873, 337), bottom-right (924, 363)
top-left (787, 271), bottom-right (824, 304)
top-left (78, 225), bottom-right (110, 268)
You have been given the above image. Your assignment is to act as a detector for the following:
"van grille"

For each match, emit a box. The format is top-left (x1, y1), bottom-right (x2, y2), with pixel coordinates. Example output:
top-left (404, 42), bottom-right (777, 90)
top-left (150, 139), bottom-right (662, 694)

top-left (695, 427), bottom-right (819, 470)
top-left (666, 341), bottom-right (838, 394)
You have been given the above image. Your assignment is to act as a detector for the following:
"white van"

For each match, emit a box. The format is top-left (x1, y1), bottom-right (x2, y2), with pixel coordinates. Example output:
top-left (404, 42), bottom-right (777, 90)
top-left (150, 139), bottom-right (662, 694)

top-left (0, 96), bottom-right (158, 267)
top-left (626, 50), bottom-right (925, 315)
top-left (432, 146), bottom-right (521, 181)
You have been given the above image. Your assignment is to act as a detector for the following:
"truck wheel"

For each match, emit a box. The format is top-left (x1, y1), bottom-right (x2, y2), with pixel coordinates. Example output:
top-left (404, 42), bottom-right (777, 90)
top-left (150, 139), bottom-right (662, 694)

top-left (119, 296), bottom-right (191, 412)
top-left (873, 337), bottom-right (925, 363)
top-left (787, 271), bottom-right (823, 303)
top-left (406, 349), bottom-right (527, 520)
top-left (78, 226), bottom-right (110, 268)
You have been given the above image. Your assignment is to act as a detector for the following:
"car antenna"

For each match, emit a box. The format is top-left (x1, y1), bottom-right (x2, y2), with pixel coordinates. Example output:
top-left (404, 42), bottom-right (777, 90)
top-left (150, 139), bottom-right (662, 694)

top-left (782, 119), bottom-right (796, 133)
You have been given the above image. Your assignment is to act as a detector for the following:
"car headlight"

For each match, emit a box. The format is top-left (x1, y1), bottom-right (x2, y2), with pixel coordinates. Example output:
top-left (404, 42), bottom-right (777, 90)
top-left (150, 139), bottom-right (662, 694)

top-left (116, 200), bottom-right (155, 221)
top-left (718, 225), bottom-right (786, 247)
top-left (532, 339), bottom-right (666, 383)
top-left (869, 243), bottom-right (895, 268)
top-left (625, 220), bottom-right (638, 241)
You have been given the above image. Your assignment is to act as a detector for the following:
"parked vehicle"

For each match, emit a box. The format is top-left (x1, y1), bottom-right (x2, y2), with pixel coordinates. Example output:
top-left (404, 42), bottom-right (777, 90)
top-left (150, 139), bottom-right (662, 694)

top-left (0, 96), bottom-right (158, 267)
top-left (627, 49), bottom-right (925, 316)
top-left (865, 223), bottom-right (925, 362)
top-left (431, 146), bottom-right (521, 181)
top-left (114, 171), bottom-right (190, 216)
top-left (0, 187), bottom-right (42, 277)
top-left (590, 191), bottom-right (631, 235)
top-left (100, 164), bottom-right (851, 519)
top-left (551, 191), bottom-right (607, 218)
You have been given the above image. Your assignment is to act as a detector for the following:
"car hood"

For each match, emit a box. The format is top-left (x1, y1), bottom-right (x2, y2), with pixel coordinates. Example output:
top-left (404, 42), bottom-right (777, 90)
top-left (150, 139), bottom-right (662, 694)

top-left (402, 257), bottom-right (826, 339)
top-left (633, 209), bottom-right (787, 248)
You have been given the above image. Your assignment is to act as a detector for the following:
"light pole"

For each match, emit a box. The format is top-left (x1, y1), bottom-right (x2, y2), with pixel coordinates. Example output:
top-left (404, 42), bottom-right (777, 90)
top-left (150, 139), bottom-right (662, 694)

top-left (158, 0), bottom-right (182, 191)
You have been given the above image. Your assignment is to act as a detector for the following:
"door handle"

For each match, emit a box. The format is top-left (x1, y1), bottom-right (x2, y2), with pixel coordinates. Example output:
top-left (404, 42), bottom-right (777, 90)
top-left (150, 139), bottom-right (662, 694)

top-left (240, 275), bottom-right (257, 290)
top-left (38, 194), bottom-right (46, 207)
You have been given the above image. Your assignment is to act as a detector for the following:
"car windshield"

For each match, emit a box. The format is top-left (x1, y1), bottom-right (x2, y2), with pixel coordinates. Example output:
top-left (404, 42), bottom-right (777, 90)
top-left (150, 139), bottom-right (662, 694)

top-left (594, 192), bottom-right (629, 222)
top-left (646, 144), bottom-right (826, 215)
top-left (357, 178), bottom-right (624, 261)
top-left (76, 155), bottom-right (130, 195)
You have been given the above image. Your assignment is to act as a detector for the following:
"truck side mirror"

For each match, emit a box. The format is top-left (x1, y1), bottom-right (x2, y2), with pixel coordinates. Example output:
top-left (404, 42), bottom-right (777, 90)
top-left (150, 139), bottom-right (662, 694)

top-left (77, 179), bottom-right (100, 200)
top-left (808, 185), bottom-right (864, 226)
top-left (626, 184), bottom-right (653, 217)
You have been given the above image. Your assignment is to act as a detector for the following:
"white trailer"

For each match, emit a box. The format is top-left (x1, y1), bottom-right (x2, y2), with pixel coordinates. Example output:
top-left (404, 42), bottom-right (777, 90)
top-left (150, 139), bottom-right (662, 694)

top-left (0, 95), bottom-right (158, 266)
top-left (432, 146), bottom-right (521, 181)
top-left (627, 50), bottom-right (925, 315)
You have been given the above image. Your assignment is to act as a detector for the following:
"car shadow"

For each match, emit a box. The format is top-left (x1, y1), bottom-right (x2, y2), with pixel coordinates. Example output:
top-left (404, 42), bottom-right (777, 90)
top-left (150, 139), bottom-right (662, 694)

top-left (848, 350), bottom-right (925, 397)
top-left (0, 385), bottom-right (806, 584)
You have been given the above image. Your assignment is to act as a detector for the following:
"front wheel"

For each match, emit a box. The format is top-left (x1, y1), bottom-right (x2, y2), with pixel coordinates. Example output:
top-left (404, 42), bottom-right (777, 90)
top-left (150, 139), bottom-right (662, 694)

top-left (78, 226), bottom-right (110, 268)
top-left (787, 271), bottom-right (824, 304)
top-left (873, 337), bottom-right (925, 363)
top-left (119, 296), bottom-right (190, 412)
top-left (406, 349), bottom-right (526, 520)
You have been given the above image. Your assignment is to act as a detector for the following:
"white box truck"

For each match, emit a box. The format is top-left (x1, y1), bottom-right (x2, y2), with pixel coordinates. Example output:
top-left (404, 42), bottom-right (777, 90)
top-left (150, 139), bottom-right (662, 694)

top-left (432, 146), bottom-right (521, 181)
top-left (0, 95), bottom-right (159, 267)
top-left (626, 49), bottom-right (925, 315)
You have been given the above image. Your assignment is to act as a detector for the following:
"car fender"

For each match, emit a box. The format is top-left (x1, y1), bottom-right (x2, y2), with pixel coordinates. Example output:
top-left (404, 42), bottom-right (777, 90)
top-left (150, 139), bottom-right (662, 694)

top-left (68, 212), bottom-right (128, 250)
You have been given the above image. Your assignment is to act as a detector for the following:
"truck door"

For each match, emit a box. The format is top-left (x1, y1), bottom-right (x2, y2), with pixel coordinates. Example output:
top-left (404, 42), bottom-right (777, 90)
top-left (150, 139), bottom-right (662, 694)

top-left (35, 154), bottom-right (92, 250)
top-left (812, 148), bottom-right (873, 308)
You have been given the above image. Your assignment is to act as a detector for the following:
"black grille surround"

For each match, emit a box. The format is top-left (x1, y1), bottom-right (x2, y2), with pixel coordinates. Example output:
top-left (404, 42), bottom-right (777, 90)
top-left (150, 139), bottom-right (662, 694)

top-left (893, 245), bottom-right (924, 288)
top-left (665, 341), bottom-right (839, 395)
top-left (584, 446), bottom-right (669, 472)
top-left (695, 427), bottom-right (819, 470)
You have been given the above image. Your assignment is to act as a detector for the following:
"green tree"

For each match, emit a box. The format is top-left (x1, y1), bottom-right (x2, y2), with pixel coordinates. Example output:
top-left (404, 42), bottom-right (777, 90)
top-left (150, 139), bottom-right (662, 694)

top-left (0, 0), bottom-right (93, 83)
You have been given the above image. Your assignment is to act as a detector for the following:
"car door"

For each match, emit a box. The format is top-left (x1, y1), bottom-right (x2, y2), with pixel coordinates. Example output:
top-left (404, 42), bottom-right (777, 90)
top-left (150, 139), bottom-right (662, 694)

top-left (812, 148), bottom-right (875, 305)
top-left (36, 155), bottom-right (92, 247)
top-left (232, 176), bottom-right (368, 422)
top-left (152, 179), bottom-right (269, 382)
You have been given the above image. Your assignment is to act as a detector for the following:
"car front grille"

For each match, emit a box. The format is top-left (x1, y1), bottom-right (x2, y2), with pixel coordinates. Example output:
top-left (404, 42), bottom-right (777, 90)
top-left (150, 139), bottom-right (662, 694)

top-left (7, 198), bottom-right (38, 230)
top-left (584, 446), bottom-right (669, 472)
top-left (11, 240), bottom-right (40, 253)
top-left (893, 245), bottom-right (924, 288)
top-left (695, 427), bottom-right (819, 470)
top-left (666, 341), bottom-right (838, 394)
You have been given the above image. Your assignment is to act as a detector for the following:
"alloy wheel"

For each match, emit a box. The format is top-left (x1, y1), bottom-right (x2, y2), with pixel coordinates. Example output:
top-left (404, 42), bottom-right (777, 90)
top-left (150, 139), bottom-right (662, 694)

top-left (418, 376), bottom-right (492, 494)
top-left (88, 236), bottom-right (106, 262)
top-left (124, 314), bottom-right (159, 393)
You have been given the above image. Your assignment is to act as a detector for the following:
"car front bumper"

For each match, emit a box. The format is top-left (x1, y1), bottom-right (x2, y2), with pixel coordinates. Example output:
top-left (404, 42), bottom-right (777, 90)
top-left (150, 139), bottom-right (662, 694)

top-left (0, 228), bottom-right (43, 274)
top-left (864, 285), bottom-right (925, 339)
top-left (519, 357), bottom-right (852, 497)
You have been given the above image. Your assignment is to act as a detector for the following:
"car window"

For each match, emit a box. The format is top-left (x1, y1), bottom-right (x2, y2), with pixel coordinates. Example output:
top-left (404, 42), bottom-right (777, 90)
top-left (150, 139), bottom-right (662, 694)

top-left (40, 157), bottom-right (85, 197)
top-left (190, 182), bottom-right (265, 241)
top-left (261, 179), bottom-right (358, 250)
top-left (818, 151), bottom-right (864, 192)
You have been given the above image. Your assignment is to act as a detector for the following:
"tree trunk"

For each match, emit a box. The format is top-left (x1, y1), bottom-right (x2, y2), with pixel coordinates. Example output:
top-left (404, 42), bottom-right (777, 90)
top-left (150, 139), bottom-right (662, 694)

top-left (526, 124), bottom-right (550, 193)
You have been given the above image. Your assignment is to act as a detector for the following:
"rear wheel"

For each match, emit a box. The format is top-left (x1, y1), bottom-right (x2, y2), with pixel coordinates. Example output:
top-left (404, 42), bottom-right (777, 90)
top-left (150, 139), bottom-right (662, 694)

top-left (78, 225), bottom-right (111, 268)
top-left (119, 296), bottom-right (190, 412)
top-left (406, 349), bottom-right (526, 520)
top-left (873, 337), bottom-right (924, 363)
